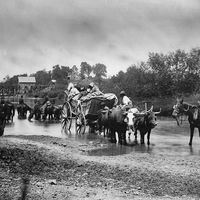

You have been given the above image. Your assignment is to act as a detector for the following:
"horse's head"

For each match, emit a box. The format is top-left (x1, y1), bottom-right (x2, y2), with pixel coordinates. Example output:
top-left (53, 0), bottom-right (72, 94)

top-left (172, 98), bottom-right (197, 126)
top-left (172, 97), bottom-right (188, 116)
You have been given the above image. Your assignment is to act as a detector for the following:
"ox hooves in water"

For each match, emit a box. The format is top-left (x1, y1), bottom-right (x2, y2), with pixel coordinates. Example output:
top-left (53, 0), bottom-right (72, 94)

top-left (133, 140), bottom-right (138, 145)
top-left (118, 140), bottom-right (127, 145)
top-left (110, 139), bottom-right (117, 143)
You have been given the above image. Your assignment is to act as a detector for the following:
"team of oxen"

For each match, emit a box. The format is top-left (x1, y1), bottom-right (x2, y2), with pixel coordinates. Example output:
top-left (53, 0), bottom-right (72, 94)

top-left (1, 96), bottom-right (200, 146)
top-left (94, 96), bottom-right (200, 146)
top-left (97, 105), bottom-right (161, 145)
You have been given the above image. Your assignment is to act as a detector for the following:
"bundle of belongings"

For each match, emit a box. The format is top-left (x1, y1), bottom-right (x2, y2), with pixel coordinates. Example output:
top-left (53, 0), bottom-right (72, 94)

top-left (65, 82), bottom-right (118, 121)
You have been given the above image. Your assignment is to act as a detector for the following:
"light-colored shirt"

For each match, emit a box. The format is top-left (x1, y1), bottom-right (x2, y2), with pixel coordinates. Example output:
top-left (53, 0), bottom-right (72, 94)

top-left (122, 96), bottom-right (132, 106)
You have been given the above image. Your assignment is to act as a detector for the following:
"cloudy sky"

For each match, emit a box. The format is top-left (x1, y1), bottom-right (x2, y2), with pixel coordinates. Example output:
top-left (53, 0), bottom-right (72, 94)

top-left (0, 0), bottom-right (200, 81)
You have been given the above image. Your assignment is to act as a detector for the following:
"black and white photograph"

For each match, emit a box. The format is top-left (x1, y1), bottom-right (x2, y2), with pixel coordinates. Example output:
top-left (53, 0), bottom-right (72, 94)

top-left (1, 0), bottom-right (200, 199)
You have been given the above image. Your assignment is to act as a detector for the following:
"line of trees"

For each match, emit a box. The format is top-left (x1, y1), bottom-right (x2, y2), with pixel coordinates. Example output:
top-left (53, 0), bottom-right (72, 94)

top-left (103, 48), bottom-right (200, 99)
top-left (1, 47), bottom-right (200, 100)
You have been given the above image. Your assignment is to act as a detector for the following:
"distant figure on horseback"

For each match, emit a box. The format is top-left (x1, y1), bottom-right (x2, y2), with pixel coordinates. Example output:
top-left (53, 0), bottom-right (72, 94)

top-left (41, 95), bottom-right (51, 113)
top-left (19, 95), bottom-right (24, 104)
top-left (17, 95), bottom-right (31, 119)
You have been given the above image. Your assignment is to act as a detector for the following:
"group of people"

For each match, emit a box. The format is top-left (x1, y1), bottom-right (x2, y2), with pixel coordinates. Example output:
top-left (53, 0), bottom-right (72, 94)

top-left (66, 81), bottom-right (133, 111)
top-left (66, 82), bottom-right (103, 103)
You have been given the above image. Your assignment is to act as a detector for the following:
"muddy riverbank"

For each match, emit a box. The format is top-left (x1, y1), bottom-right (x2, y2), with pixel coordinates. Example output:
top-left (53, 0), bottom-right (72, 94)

top-left (1, 131), bottom-right (200, 200)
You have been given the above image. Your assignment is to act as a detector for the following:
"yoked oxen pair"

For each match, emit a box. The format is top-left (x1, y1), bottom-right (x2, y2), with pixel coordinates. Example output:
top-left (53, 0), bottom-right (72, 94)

top-left (99, 106), bottom-right (160, 145)
top-left (172, 98), bottom-right (200, 146)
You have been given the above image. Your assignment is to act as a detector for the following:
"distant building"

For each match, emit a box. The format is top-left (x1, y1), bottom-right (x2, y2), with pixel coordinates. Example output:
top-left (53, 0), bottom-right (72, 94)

top-left (18, 76), bottom-right (36, 94)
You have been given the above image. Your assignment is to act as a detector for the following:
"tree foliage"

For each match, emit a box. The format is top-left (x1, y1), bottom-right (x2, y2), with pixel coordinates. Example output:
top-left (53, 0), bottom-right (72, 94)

top-left (93, 63), bottom-right (107, 87)
top-left (80, 62), bottom-right (92, 79)
top-left (34, 70), bottom-right (51, 86)
top-left (2, 47), bottom-right (200, 101)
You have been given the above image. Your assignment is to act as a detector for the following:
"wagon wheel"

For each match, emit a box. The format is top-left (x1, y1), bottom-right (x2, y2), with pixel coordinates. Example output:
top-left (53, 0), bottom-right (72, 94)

top-left (75, 104), bottom-right (86, 135)
top-left (61, 102), bottom-right (72, 133)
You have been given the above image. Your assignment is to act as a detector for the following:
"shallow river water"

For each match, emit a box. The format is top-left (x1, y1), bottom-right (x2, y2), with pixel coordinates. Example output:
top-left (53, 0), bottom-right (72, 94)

top-left (4, 115), bottom-right (200, 157)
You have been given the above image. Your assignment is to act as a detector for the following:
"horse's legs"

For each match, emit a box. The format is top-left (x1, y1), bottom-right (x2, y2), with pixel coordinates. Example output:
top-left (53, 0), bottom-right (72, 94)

top-left (189, 125), bottom-right (194, 146)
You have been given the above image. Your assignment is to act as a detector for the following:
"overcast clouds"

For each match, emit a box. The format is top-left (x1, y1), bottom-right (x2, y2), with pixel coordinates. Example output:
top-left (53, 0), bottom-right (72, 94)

top-left (0, 0), bottom-right (200, 80)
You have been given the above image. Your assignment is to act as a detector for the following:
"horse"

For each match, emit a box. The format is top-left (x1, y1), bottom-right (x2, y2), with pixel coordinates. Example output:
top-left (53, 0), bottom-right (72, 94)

top-left (53, 105), bottom-right (62, 121)
top-left (0, 100), bottom-right (8, 136)
top-left (43, 102), bottom-right (55, 120)
top-left (172, 98), bottom-right (200, 146)
top-left (5, 101), bottom-right (15, 123)
top-left (17, 103), bottom-right (32, 119)
top-left (28, 102), bottom-right (42, 121)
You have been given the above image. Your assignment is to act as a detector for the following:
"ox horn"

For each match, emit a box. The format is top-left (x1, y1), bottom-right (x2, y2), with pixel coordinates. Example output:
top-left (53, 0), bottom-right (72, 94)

top-left (183, 104), bottom-right (189, 112)
top-left (154, 108), bottom-right (162, 115)
top-left (146, 105), bottom-right (153, 113)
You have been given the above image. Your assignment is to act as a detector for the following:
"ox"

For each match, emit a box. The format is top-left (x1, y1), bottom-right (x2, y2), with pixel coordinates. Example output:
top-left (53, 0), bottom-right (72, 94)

top-left (97, 106), bottom-right (110, 137)
top-left (172, 98), bottom-right (200, 146)
top-left (106, 107), bottom-right (141, 145)
top-left (109, 107), bottom-right (128, 144)
top-left (133, 106), bottom-right (161, 145)
top-left (124, 107), bottom-right (140, 138)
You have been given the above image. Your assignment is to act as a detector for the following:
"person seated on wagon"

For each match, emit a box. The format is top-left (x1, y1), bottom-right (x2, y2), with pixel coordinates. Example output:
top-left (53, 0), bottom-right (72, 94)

top-left (87, 82), bottom-right (103, 96)
top-left (41, 95), bottom-right (52, 113)
top-left (80, 82), bottom-right (103, 102)
top-left (66, 82), bottom-right (80, 101)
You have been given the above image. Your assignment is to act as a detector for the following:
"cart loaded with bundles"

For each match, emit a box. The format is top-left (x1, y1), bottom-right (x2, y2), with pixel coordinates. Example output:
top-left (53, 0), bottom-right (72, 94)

top-left (61, 92), bottom-right (118, 134)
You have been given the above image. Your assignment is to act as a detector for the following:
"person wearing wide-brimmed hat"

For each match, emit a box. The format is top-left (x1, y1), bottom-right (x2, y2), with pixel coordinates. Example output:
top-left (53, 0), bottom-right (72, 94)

top-left (119, 90), bottom-right (132, 110)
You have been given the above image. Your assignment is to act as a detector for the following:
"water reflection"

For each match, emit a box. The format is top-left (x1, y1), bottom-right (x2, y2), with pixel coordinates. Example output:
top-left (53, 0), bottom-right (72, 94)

top-left (86, 142), bottom-right (154, 156)
top-left (87, 144), bottom-right (134, 156)
top-left (4, 115), bottom-right (200, 157)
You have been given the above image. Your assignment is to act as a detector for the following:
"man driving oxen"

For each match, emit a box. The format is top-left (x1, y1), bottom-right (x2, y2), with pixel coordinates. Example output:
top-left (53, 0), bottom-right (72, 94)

top-left (119, 90), bottom-right (133, 110)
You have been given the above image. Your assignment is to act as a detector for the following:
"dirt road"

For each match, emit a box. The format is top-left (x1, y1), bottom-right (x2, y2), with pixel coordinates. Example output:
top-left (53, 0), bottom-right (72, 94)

top-left (1, 132), bottom-right (200, 200)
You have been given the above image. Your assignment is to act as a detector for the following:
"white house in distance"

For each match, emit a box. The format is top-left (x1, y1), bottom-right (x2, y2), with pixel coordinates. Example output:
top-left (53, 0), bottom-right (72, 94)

top-left (18, 76), bottom-right (36, 94)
